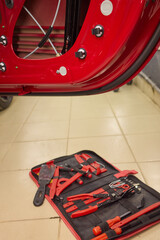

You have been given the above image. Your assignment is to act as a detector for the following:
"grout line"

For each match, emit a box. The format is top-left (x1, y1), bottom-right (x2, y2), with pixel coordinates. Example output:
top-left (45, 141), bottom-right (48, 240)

top-left (0, 217), bottom-right (60, 224)
top-left (58, 218), bottom-right (61, 240)
top-left (1, 159), bottom-right (160, 174)
top-left (7, 130), bottom-right (160, 144)
top-left (0, 159), bottom-right (159, 174)
top-left (107, 92), bottom-right (147, 183)
top-left (7, 134), bottom-right (123, 144)
top-left (23, 97), bottom-right (40, 124)
top-left (3, 138), bottom-right (68, 144)
top-left (0, 168), bottom-right (31, 173)
top-left (0, 98), bottom-right (40, 164)
top-left (66, 98), bottom-right (72, 155)
top-left (10, 98), bottom-right (40, 144)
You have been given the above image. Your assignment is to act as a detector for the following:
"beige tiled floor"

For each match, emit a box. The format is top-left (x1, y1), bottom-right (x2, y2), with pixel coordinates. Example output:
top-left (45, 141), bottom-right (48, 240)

top-left (0, 84), bottom-right (160, 240)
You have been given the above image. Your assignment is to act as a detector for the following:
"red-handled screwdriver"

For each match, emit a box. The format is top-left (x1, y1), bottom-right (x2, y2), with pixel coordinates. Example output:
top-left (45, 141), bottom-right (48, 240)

top-left (91, 205), bottom-right (160, 240)
top-left (93, 195), bottom-right (145, 236)
top-left (92, 211), bottom-right (131, 236)
top-left (91, 228), bottom-right (122, 240)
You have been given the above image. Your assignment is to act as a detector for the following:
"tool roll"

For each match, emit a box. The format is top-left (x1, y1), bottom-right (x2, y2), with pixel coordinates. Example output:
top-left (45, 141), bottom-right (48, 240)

top-left (30, 150), bottom-right (160, 240)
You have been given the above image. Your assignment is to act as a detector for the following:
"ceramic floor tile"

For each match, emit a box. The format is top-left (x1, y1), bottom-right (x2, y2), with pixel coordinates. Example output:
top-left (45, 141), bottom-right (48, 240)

top-left (69, 118), bottom-right (121, 138)
top-left (9, 96), bottom-right (38, 111)
top-left (14, 121), bottom-right (69, 142)
top-left (0, 123), bottom-right (22, 143)
top-left (0, 143), bottom-right (11, 162)
top-left (154, 89), bottom-right (160, 107)
top-left (13, 96), bottom-right (38, 104)
top-left (107, 86), bottom-right (151, 108)
top-left (0, 107), bottom-right (33, 124)
top-left (27, 106), bottom-right (70, 123)
top-left (136, 223), bottom-right (160, 240)
top-left (107, 84), bottom-right (141, 96)
top-left (0, 170), bottom-right (58, 222)
top-left (0, 219), bottom-right (59, 240)
top-left (59, 220), bottom-right (78, 240)
top-left (1, 140), bottom-right (67, 171)
top-left (126, 133), bottom-right (160, 162)
top-left (71, 100), bottom-right (114, 119)
top-left (1, 97), bottom-right (38, 124)
top-left (0, 85), bottom-right (159, 240)
top-left (138, 162), bottom-right (160, 193)
top-left (128, 235), bottom-right (141, 240)
top-left (34, 97), bottom-right (71, 110)
top-left (112, 101), bottom-right (160, 117)
top-left (117, 115), bottom-right (160, 134)
top-left (71, 94), bottom-right (109, 106)
top-left (67, 136), bottom-right (135, 163)
top-left (114, 162), bottom-right (145, 182)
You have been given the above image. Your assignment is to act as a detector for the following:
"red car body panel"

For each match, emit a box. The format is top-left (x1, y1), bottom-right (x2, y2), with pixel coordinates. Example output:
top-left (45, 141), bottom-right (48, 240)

top-left (0, 0), bottom-right (160, 95)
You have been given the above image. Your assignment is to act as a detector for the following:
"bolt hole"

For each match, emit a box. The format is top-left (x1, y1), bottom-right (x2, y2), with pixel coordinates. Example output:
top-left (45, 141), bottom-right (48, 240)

top-left (5, 0), bottom-right (14, 9)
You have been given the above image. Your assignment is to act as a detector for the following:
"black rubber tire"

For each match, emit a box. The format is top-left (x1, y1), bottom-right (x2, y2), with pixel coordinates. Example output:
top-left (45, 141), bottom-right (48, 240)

top-left (0, 96), bottom-right (13, 111)
top-left (127, 79), bottom-right (133, 85)
top-left (113, 88), bottom-right (119, 92)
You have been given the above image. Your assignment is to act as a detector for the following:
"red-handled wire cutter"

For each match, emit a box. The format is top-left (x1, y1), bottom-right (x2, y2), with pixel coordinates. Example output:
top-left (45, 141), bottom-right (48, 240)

top-left (71, 187), bottom-right (135, 218)
top-left (67, 192), bottom-right (109, 202)
top-left (71, 198), bottom-right (111, 218)
top-left (63, 187), bottom-right (107, 209)
top-left (66, 191), bottom-right (109, 213)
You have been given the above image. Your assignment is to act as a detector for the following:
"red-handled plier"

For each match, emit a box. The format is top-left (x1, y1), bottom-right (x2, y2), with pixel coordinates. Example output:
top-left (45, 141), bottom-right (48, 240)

top-left (67, 192), bottom-right (109, 202)
top-left (63, 187), bottom-right (107, 209)
top-left (66, 191), bottom-right (109, 213)
top-left (71, 198), bottom-right (110, 218)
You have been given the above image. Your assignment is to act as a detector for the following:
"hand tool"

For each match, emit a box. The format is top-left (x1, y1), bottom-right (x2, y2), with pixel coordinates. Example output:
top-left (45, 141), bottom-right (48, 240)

top-left (71, 197), bottom-right (111, 218)
top-left (50, 161), bottom-right (92, 198)
top-left (67, 192), bottom-right (109, 202)
top-left (66, 190), bottom-right (109, 213)
top-left (64, 178), bottom-right (134, 210)
top-left (59, 165), bottom-right (87, 175)
top-left (49, 166), bottom-right (60, 199)
top-left (80, 153), bottom-right (107, 175)
top-left (71, 187), bottom-right (135, 218)
top-left (66, 179), bottom-right (135, 215)
top-left (74, 154), bottom-right (93, 178)
top-left (63, 187), bottom-right (108, 209)
top-left (92, 195), bottom-right (145, 236)
top-left (93, 211), bottom-right (131, 236)
top-left (33, 164), bottom-right (56, 206)
top-left (112, 201), bottom-right (160, 230)
top-left (55, 171), bottom-right (87, 196)
top-left (66, 192), bottom-right (109, 213)
top-left (114, 170), bottom-right (138, 178)
top-left (91, 206), bottom-right (160, 240)
top-left (64, 163), bottom-right (84, 185)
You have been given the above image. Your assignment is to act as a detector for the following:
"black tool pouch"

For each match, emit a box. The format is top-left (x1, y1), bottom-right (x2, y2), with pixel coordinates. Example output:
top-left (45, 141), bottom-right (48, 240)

top-left (30, 150), bottom-right (160, 240)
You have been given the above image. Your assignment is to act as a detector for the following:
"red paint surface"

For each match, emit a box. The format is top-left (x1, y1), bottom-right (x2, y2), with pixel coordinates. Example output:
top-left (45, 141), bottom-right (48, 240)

top-left (0, 0), bottom-right (160, 94)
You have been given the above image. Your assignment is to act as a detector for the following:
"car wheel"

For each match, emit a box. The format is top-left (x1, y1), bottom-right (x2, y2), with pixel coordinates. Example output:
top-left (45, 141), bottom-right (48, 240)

top-left (0, 96), bottom-right (13, 111)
